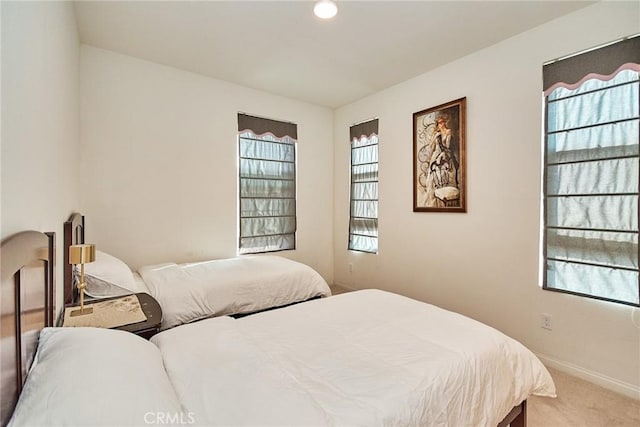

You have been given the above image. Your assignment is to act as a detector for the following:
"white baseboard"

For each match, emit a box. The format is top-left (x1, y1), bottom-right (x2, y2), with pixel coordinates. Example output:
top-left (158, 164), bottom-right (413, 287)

top-left (536, 353), bottom-right (640, 400)
top-left (331, 281), bottom-right (356, 292)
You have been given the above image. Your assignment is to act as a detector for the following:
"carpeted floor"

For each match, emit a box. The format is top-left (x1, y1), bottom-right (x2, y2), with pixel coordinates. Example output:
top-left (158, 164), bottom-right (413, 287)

top-left (528, 367), bottom-right (640, 426)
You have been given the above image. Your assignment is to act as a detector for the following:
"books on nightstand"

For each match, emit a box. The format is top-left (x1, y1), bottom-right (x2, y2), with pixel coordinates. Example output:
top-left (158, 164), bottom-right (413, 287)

top-left (62, 294), bottom-right (147, 328)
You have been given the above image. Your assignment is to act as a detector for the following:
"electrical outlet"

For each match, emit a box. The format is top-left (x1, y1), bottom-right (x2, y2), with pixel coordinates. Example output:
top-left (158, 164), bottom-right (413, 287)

top-left (540, 313), bottom-right (553, 330)
top-left (348, 263), bottom-right (353, 273)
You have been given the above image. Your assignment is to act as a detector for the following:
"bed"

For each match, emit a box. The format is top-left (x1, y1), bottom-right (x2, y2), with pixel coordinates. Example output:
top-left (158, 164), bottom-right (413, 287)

top-left (1, 230), bottom-right (54, 426)
top-left (5, 224), bottom-right (556, 426)
top-left (63, 213), bottom-right (332, 329)
top-left (152, 289), bottom-right (555, 426)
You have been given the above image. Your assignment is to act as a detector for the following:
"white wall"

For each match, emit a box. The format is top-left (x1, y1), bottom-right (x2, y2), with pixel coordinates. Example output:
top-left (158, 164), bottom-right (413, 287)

top-left (1, 0), bottom-right (80, 311)
top-left (3, 0), bottom-right (636, 399)
top-left (333, 1), bottom-right (640, 397)
top-left (80, 46), bottom-right (334, 282)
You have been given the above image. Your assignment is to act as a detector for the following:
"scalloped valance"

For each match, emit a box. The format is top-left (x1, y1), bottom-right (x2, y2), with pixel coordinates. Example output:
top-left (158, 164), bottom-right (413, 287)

top-left (349, 119), bottom-right (379, 141)
top-left (543, 34), bottom-right (639, 96)
top-left (238, 113), bottom-right (297, 140)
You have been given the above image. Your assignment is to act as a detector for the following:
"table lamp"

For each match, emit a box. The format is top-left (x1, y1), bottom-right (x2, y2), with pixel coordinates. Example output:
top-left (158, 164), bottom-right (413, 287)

top-left (69, 243), bottom-right (96, 317)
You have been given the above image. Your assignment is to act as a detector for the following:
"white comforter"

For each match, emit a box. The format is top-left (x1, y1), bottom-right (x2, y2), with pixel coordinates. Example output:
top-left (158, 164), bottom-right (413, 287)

top-left (152, 289), bottom-right (555, 426)
top-left (139, 255), bottom-right (331, 330)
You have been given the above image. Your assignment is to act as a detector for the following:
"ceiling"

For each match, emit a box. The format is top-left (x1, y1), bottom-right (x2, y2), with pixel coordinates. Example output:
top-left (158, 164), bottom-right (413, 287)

top-left (74, 0), bottom-right (595, 108)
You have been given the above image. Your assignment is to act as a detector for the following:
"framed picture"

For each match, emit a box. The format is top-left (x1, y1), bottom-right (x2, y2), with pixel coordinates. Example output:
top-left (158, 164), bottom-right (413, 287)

top-left (413, 97), bottom-right (466, 212)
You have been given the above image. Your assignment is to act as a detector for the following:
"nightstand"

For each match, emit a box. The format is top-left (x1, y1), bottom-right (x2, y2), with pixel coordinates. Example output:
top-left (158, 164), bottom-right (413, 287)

top-left (112, 293), bottom-right (162, 339)
top-left (60, 293), bottom-right (162, 339)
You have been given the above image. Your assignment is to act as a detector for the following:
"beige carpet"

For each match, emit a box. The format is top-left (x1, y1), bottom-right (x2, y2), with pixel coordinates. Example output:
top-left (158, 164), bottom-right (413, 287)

top-left (528, 367), bottom-right (640, 426)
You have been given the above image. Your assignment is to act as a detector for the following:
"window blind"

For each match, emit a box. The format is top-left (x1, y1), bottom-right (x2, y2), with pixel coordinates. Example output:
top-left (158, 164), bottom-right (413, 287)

top-left (349, 119), bottom-right (379, 253)
top-left (238, 114), bottom-right (297, 254)
top-left (542, 35), bottom-right (640, 306)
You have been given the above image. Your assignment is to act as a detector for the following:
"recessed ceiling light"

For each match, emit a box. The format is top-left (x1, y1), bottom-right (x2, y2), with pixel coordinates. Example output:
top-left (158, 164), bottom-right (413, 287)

top-left (314, 0), bottom-right (338, 19)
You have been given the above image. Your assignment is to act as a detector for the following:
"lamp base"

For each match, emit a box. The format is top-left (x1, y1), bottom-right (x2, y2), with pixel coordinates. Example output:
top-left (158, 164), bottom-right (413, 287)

top-left (70, 306), bottom-right (94, 317)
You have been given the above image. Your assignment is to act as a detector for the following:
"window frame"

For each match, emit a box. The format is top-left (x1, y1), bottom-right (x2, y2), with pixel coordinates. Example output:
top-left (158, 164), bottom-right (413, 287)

top-left (541, 35), bottom-right (640, 307)
top-left (237, 114), bottom-right (297, 255)
top-left (348, 119), bottom-right (379, 254)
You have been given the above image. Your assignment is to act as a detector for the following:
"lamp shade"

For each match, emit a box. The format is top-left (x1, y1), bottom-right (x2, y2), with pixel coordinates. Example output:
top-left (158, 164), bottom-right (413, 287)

top-left (69, 244), bottom-right (96, 264)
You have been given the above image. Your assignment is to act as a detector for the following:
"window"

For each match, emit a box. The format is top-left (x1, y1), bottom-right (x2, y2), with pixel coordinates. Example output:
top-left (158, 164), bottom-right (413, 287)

top-left (238, 113), bottom-right (296, 254)
top-left (542, 35), bottom-right (640, 306)
top-left (349, 119), bottom-right (379, 253)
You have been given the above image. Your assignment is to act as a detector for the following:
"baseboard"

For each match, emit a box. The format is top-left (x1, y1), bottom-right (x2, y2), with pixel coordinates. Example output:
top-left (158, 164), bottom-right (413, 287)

top-left (331, 281), bottom-right (356, 292)
top-left (536, 353), bottom-right (640, 400)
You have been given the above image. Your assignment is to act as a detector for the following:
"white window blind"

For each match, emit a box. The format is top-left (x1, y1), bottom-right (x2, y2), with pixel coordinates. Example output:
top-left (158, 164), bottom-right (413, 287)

top-left (542, 35), bottom-right (640, 306)
top-left (349, 119), bottom-right (379, 253)
top-left (238, 114), bottom-right (297, 254)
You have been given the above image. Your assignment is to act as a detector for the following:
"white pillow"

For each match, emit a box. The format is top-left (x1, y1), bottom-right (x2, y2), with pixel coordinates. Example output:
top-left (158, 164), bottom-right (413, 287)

top-left (8, 327), bottom-right (184, 427)
top-left (81, 250), bottom-right (136, 298)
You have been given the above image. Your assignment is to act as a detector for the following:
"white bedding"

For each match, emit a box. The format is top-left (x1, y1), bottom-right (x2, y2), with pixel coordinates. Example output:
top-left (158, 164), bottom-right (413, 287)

top-left (139, 255), bottom-right (331, 330)
top-left (9, 327), bottom-right (183, 427)
top-left (152, 289), bottom-right (556, 426)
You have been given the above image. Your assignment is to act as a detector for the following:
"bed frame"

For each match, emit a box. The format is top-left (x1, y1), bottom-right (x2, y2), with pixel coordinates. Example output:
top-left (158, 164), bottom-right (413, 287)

top-left (0, 230), bottom-right (55, 427)
top-left (63, 212), bottom-right (85, 305)
top-left (498, 400), bottom-right (526, 427)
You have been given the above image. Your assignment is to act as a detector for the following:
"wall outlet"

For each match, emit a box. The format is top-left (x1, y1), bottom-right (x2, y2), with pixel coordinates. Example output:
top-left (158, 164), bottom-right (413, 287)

top-left (348, 263), bottom-right (353, 273)
top-left (540, 313), bottom-right (553, 330)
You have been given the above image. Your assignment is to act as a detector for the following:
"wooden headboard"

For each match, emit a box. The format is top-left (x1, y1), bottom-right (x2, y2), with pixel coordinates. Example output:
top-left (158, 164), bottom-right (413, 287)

top-left (0, 230), bottom-right (55, 426)
top-left (63, 213), bottom-right (85, 305)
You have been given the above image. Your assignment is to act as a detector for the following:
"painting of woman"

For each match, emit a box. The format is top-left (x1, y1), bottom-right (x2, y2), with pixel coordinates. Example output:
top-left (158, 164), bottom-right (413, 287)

top-left (413, 98), bottom-right (466, 212)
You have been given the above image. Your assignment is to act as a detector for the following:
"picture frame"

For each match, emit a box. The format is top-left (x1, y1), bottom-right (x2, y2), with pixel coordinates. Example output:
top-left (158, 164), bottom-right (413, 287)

top-left (413, 97), bottom-right (466, 212)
